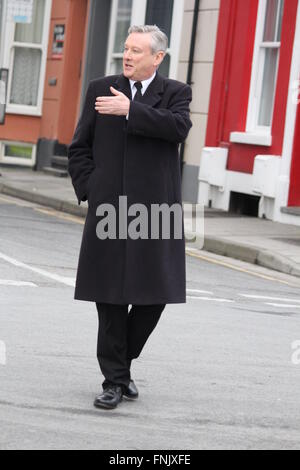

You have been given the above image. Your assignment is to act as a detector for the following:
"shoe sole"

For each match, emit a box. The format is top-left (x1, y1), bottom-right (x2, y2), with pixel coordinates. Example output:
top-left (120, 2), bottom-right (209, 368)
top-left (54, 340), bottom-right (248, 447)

top-left (94, 398), bottom-right (122, 410)
top-left (123, 394), bottom-right (139, 401)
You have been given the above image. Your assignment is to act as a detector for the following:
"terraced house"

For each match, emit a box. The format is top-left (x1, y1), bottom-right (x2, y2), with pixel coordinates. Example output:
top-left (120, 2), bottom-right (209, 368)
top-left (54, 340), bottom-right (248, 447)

top-left (0, 0), bottom-right (299, 225)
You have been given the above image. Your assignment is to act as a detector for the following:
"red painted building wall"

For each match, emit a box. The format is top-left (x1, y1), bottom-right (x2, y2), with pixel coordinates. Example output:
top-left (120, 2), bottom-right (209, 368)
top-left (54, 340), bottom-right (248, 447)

top-left (288, 84), bottom-right (300, 206)
top-left (206, 0), bottom-right (298, 174)
top-left (40, 0), bottom-right (89, 145)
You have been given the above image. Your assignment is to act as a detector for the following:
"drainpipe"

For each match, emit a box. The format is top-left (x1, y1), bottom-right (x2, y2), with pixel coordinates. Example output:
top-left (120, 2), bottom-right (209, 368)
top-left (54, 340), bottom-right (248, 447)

top-left (180, 0), bottom-right (200, 175)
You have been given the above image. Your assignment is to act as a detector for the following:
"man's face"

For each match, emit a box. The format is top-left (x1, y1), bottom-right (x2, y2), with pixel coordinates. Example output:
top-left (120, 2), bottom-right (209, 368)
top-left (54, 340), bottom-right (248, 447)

top-left (123, 33), bottom-right (165, 81)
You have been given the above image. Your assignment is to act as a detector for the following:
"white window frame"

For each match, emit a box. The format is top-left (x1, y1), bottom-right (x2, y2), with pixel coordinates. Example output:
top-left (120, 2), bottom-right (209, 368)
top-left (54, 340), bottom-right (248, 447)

top-left (0, 0), bottom-right (5, 66)
top-left (0, 0), bottom-right (52, 117)
top-left (0, 140), bottom-right (36, 166)
top-left (230, 0), bottom-right (284, 146)
top-left (105, 0), bottom-right (184, 79)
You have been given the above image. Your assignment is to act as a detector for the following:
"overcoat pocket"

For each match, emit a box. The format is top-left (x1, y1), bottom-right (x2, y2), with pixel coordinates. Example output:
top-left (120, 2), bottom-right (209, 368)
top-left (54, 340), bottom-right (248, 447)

top-left (86, 168), bottom-right (97, 199)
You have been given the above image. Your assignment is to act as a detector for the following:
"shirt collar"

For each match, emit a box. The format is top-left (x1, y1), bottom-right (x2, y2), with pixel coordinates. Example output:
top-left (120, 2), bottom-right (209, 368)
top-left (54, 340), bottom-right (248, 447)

top-left (129, 70), bottom-right (157, 95)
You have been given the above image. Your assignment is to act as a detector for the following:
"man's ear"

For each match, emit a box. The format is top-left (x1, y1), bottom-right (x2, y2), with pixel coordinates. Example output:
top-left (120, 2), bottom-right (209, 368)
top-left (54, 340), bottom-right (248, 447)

top-left (154, 51), bottom-right (166, 67)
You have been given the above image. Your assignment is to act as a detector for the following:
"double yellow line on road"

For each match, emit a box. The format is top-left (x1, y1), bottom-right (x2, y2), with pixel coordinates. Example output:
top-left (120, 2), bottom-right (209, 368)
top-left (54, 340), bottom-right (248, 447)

top-left (0, 196), bottom-right (295, 288)
top-left (186, 249), bottom-right (298, 287)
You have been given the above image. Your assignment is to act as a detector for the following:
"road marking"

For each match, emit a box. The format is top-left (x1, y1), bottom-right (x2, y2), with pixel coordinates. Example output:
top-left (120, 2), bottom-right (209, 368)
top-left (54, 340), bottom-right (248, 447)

top-left (0, 252), bottom-right (75, 287)
top-left (34, 207), bottom-right (85, 225)
top-left (240, 294), bottom-right (300, 303)
top-left (0, 340), bottom-right (6, 366)
top-left (187, 289), bottom-right (214, 295)
top-left (186, 250), bottom-right (296, 286)
top-left (0, 280), bottom-right (37, 287)
top-left (187, 296), bottom-right (235, 303)
top-left (18, 205), bottom-right (298, 289)
top-left (0, 195), bottom-right (34, 207)
top-left (265, 303), bottom-right (300, 309)
top-left (1, 197), bottom-right (298, 290)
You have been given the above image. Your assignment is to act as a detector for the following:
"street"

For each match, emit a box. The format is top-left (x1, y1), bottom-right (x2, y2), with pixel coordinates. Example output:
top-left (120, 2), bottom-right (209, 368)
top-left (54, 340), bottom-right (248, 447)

top-left (0, 194), bottom-right (300, 450)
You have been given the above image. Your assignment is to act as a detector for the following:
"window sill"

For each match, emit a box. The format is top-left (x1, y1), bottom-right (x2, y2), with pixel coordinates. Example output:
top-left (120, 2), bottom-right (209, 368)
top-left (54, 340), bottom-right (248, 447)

top-left (6, 106), bottom-right (42, 117)
top-left (230, 131), bottom-right (272, 147)
top-left (0, 159), bottom-right (34, 167)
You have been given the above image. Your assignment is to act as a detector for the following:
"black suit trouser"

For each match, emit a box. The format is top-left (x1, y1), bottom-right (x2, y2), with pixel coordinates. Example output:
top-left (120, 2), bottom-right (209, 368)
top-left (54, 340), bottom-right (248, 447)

top-left (96, 303), bottom-right (166, 391)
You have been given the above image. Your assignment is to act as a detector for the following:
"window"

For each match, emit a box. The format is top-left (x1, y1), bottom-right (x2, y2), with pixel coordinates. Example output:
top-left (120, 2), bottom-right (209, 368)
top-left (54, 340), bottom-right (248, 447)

top-left (10, 0), bottom-right (45, 106)
top-left (106, 0), bottom-right (183, 79)
top-left (1, 0), bottom-right (52, 115)
top-left (0, 0), bottom-right (4, 63)
top-left (0, 0), bottom-right (3, 33)
top-left (144, 0), bottom-right (173, 77)
top-left (109, 0), bottom-right (133, 75)
top-left (248, 0), bottom-right (284, 132)
top-left (0, 141), bottom-right (36, 166)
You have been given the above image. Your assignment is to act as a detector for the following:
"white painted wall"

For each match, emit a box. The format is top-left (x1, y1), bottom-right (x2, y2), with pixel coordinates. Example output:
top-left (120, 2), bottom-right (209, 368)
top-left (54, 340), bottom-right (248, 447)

top-left (178, 0), bottom-right (220, 168)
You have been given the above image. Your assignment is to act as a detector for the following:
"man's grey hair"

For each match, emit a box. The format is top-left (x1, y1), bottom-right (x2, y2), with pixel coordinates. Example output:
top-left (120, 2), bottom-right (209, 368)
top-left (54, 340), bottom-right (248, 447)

top-left (128, 25), bottom-right (168, 54)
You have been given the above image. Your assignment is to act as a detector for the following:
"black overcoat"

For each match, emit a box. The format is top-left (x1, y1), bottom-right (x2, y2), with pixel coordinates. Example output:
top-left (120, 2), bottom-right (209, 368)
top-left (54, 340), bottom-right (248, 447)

top-left (68, 71), bottom-right (192, 305)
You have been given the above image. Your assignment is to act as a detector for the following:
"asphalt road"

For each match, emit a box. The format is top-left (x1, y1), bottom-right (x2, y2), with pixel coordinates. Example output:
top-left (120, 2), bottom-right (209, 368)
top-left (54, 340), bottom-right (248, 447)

top-left (0, 194), bottom-right (300, 450)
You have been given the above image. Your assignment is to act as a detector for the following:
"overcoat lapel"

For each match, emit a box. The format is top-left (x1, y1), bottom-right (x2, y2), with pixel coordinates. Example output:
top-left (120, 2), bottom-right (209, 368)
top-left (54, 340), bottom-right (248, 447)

top-left (113, 74), bottom-right (132, 100)
top-left (113, 72), bottom-right (165, 107)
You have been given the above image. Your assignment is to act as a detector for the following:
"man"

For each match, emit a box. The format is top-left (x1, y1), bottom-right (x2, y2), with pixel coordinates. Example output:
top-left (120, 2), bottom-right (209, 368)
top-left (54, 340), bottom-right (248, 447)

top-left (68, 25), bottom-right (193, 410)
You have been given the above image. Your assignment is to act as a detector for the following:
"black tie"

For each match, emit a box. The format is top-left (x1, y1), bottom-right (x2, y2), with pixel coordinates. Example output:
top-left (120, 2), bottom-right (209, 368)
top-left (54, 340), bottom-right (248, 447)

top-left (133, 81), bottom-right (143, 102)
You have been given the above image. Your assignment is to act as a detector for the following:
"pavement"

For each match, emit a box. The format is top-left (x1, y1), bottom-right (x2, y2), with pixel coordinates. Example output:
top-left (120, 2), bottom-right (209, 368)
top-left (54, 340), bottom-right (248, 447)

top-left (1, 165), bottom-right (300, 278)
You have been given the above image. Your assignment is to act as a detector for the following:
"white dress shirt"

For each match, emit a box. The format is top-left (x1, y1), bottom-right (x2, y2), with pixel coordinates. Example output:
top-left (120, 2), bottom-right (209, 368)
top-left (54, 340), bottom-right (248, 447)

top-left (126, 70), bottom-right (157, 120)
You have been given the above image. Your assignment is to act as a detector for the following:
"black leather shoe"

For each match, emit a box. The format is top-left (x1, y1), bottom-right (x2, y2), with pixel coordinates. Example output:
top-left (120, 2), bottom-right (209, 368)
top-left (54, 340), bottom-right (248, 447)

top-left (94, 385), bottom-right (123, 410)
top-left (123, 380), bottom-right (139, 400)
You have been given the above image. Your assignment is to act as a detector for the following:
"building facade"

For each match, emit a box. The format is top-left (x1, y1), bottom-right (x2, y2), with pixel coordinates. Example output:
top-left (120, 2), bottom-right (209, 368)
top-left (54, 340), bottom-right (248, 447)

top-left (0, 0), bottom-right (195, 168)
top-left (4, 1), bottom-right (299, 226)
top-left (0, 0), bottom-right (89, 169)
top-left (198, 0), bottom-right (300, 225)
top-left (0, 0), bottom-right (218, 205)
